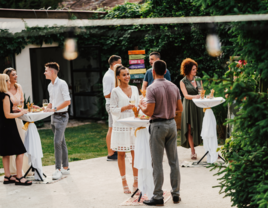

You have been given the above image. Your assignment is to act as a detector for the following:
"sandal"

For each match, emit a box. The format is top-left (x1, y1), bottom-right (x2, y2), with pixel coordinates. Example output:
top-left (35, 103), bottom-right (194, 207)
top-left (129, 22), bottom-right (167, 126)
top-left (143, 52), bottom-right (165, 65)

top-left (15, 177), bottom-right (32, 186)
top-left (191, 153), bottom-right (197, 160)
top-left (3, 176), bottom-right (16, 184)
top-left (121, 176), bottom-right (131, 194)
top-left (133, 176), bottom-right (140, 195)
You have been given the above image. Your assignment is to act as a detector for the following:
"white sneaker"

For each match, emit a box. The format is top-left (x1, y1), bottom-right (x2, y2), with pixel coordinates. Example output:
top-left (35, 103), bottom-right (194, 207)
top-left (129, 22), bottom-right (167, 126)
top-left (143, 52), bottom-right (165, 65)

top-left (61, 168), bottom-right (70, 175)
top-left (52, 169), bottom-right (62, 180)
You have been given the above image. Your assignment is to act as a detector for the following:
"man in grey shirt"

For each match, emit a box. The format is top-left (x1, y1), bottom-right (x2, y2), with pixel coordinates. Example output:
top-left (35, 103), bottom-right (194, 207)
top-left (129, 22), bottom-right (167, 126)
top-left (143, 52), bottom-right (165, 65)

top-left (139, 60), bottom-right (183, 206)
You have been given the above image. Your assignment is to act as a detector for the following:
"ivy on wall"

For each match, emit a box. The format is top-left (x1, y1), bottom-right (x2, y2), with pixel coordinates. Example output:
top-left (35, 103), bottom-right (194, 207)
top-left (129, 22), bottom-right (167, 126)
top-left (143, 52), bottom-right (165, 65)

top-left (0, 1), bottom-right (232, 127)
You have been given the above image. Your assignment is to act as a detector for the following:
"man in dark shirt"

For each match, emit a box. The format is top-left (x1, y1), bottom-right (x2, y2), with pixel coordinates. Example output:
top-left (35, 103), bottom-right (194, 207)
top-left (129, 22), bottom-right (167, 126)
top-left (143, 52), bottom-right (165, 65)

top-left (141, 52), bottom-right (171, 90)
top-left (139, 60), bottom-right (183, 206)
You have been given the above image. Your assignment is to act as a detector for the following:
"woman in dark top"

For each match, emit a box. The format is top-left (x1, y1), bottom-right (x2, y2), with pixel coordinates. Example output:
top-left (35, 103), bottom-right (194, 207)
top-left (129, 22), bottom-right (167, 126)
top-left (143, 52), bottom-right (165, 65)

top-left (0, 74), bottom-right (31, 185)
top-left (180, 58), bottom-right (204, 160)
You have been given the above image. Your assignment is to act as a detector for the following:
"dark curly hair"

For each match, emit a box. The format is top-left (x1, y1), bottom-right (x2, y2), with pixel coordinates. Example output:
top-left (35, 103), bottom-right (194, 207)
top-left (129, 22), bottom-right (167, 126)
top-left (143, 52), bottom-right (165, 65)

top-left (180, 58), bottom-right (198, 76)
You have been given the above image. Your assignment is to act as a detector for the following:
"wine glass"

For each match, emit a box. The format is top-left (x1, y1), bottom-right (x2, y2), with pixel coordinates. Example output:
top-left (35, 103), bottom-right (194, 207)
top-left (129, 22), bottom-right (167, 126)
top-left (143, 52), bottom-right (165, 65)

top-left (17, 100), bottom-right (23, 110)
top-left (129, 98), bottom-right (136, 105)
top-left (198, 86), bottom-right (203, 98)
top-left (43, 99), bottom-right (48, 110)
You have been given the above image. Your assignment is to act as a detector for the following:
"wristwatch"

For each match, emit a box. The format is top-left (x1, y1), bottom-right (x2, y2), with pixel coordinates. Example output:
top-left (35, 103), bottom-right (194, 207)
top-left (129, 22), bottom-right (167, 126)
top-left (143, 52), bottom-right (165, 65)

top-left (54, 107), bottom-right (57, 112)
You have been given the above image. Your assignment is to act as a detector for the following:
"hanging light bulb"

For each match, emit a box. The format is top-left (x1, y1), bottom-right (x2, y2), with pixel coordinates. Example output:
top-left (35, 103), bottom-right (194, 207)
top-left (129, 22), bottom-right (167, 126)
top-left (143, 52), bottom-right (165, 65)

top-left (206, 23), bottom-right (222, 57)
top-left (63, 29), bottom-right (78, 60)
top-left (63, 38), bottom-right (78, 60)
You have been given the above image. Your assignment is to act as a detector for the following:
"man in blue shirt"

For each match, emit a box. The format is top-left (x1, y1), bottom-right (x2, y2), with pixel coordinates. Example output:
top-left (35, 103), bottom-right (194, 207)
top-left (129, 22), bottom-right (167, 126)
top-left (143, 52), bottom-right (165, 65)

top-left (142, 52), bottom-right (171, 91)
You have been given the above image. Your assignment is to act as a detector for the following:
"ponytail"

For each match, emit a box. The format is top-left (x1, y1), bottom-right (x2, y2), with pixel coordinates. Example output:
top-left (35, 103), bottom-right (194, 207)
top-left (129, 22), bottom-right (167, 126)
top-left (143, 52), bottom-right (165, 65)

top-left (114, 64), bottom-right (128, 88)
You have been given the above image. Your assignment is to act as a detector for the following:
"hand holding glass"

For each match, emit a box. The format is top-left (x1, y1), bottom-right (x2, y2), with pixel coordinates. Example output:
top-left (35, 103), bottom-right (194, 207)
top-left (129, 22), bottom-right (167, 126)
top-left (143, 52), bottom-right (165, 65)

top-left (17, 100), bottom-right (23, 110)
top-left (43, 99), bottom-right (48, 109)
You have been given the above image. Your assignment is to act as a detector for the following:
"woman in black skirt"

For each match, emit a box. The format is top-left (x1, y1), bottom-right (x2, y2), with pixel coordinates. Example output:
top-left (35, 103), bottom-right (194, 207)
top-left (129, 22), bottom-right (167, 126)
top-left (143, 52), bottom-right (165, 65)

top-left (0, 74), bottom-right (32, 186)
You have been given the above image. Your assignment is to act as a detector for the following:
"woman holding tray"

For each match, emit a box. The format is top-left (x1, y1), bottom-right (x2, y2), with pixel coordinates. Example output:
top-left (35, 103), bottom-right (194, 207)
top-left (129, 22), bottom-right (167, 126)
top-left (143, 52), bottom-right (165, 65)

top-left (180, 58), bottom-right (204, 160)
top-left (0, 74), bottom-right (31, 185)
top-left (110, 65), bottom-right (140, 194)
top-left (3, 68), bottom-right (32, 176)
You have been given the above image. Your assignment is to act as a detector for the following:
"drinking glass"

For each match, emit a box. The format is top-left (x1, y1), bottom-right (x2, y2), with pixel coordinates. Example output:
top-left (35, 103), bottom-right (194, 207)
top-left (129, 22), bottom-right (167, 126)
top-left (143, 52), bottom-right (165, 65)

top-left (198, 86), bottom-right (203, 99)
top-left (17, 100), bottom-right (23, 110)
top-left (43, 99), bottom-right (48, 109)
top-left (129, 98), bottom-right (136, 105)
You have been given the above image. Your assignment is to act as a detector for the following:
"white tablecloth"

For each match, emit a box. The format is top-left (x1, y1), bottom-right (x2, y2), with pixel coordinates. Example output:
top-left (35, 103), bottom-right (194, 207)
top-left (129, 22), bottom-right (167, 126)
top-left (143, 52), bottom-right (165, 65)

top-left (192, 97), bottom-right (225, 163)
top-left (117, 117), bottom-right (154, 199)
top-left (19, 112), bottom-right (54, 180)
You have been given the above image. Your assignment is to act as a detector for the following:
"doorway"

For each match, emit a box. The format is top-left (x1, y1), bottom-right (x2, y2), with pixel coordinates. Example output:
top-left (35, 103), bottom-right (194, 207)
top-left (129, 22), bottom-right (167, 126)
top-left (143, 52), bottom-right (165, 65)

top-left (29, 46), bottom-right (102, 119)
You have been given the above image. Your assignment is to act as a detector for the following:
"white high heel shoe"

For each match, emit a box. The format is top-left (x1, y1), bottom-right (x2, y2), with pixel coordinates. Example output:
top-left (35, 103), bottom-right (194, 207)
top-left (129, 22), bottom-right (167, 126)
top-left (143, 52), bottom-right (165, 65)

top-left (121, 175), bottom-right (131, 194)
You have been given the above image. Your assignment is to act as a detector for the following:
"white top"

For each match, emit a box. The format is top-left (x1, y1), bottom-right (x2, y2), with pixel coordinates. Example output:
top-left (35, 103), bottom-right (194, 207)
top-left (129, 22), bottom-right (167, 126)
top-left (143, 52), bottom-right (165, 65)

top-left (110, 86), bottom-right (139, 152)
top-left (48, 77), bottom-right (71, 112)
top-left (102, 68), bottom-right (115, 105)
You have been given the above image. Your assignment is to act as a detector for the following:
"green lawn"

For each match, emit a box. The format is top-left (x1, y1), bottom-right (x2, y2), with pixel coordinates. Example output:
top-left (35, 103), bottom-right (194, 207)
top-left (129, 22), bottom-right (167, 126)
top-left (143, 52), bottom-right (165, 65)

top-left (0, 123), bottom-right (182, 169)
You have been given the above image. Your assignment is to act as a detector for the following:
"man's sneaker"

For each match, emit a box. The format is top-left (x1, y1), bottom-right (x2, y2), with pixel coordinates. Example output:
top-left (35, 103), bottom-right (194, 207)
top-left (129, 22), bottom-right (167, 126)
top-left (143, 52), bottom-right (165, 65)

top-left (107, 153), bottom-right (117, 161)
top-left (52, 169), bottom-right (62, 180)
top-left (61, 168), bottom-right (70, 175)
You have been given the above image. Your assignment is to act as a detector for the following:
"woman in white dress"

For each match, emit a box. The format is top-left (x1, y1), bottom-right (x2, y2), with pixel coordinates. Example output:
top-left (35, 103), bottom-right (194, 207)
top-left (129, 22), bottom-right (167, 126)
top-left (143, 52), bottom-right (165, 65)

top-left (3, 68), bottom-right (32, 176)
top-left (110, 65), bottom-right (139, 194)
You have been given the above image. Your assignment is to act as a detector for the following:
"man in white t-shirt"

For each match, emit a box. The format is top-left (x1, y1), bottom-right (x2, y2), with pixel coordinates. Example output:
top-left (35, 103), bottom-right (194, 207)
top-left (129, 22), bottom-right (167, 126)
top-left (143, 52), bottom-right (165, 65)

top-left (43, 62), bottom-right (71, 180)
top-left (103, 55), bottom-right (121, 161)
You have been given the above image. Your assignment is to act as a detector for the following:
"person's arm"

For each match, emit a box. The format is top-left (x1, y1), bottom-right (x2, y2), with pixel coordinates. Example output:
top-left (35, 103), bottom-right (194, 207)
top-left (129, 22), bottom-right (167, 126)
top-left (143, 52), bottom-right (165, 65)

top-left (142, 71), bottom-right (149, 91)
top-left (139, 87), bottom-right (155, 117)
top-left (3, 96), bottom-right (27, 119)
top-left (176, 88), bottom-right (183, 112)
top-left (19, 84), bottom-right (24, 109)
top-left (103, 75), bottom-right (112, 98)
top-left (139, 102), bottom-right (155, 117)
top-left (142, 81), bottom-right (148, 91)
top-left (180, 81), bottom-right (200, 100)
top-left (165, 69), bottom-right (171, 81)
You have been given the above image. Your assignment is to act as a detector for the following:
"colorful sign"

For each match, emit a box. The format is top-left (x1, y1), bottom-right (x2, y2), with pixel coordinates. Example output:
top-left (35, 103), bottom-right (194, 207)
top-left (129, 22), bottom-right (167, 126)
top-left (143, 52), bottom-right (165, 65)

top-left (130, 74), bottom-right (145, 79)
top-left (129, 64), bottom-right (145, 69)
top-left (129, 59), bottom-right (144, 64)
top-left (128, 50), bottom-right (146, 55)
top-left (129, 69), bottom-right (147, 74)
top-left (129, 54), bottom-right (146, 60)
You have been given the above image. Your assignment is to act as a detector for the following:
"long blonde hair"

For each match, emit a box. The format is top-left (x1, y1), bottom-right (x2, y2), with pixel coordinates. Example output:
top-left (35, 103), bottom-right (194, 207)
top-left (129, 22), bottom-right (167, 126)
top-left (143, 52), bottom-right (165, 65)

top-left (0, 74), bottom-right (9, 93)
top-left (114, 64), bottom-right (128, 88)
top-left (3, 68), bottom-right (18, 89)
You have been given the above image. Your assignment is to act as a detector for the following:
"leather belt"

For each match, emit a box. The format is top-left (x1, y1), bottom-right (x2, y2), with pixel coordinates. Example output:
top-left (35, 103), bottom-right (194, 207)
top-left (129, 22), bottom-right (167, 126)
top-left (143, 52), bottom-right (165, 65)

top-left (150, 118), bottom-right (174, 123)
top-left (54, 111), bottom-right (68, 117)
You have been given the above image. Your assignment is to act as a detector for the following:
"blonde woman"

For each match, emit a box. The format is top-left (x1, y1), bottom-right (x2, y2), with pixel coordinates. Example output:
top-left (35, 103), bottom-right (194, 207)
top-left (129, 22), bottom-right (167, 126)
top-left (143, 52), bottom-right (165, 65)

top-left (110, 65), bottom-right (139, 194)
top-left (3, 68), bottom-right (31, 176)
top-left (0, 74), bottom-right (31, 185)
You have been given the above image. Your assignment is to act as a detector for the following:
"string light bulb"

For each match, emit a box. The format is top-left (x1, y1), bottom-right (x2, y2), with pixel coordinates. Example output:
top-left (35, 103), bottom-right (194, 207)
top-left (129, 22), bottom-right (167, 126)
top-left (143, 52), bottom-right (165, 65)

top-left (206, 23), bottom-right (222, 57)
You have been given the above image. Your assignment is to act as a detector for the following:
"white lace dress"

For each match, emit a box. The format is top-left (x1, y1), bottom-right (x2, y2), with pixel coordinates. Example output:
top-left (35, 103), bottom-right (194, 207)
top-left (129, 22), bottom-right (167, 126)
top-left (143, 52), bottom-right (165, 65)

top-left (110, 86), bottom-right (139, 152)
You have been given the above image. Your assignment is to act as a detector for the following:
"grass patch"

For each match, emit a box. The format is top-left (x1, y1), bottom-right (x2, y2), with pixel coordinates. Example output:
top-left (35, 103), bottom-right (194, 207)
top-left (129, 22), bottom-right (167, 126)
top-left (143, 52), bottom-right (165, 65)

top-left (0, 123), bottom-right (182, 169)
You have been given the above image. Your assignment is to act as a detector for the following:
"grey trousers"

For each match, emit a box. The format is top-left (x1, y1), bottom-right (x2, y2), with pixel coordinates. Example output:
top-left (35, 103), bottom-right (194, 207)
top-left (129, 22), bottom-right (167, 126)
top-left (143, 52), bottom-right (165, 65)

top-left (149, 119), bottom-right (181, 199)
top-left (51, 114), bottom-right (69, 170)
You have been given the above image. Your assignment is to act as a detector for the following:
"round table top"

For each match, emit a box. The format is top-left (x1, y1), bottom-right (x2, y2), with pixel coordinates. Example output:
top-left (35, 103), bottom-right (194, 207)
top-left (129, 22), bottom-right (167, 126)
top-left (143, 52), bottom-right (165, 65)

top-left (192, 97), bottom-right (225, 108)
top-left (118, 117), bottom-right (150, 128)
top-left (19, 112), bottom-right (54, 122)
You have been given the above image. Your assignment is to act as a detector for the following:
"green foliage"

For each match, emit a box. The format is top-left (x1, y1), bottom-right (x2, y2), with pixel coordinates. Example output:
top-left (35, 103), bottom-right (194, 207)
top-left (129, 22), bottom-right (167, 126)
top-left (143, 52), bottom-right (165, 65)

top-left (196, 0), bottom-right (268, 207)
top-left (0, 0), bottom-right (230, 125)
top-left (0, 0), bottom-right (63, 9)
